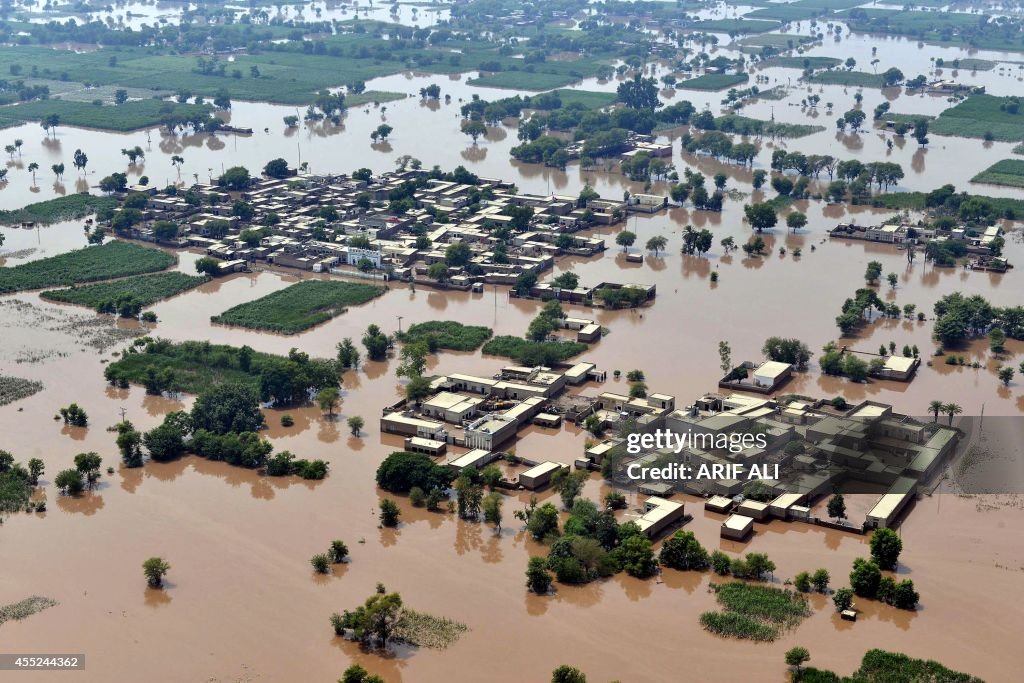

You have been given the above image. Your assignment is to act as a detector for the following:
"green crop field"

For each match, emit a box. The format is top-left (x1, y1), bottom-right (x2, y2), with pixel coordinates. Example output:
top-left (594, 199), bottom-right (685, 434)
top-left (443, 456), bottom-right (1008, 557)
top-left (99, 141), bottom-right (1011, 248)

top-left (970, 159), bottom-right (1024, 188)
top-left (699, 582), bottom-right (811, 642)
top-left (748, 7), bottom-right (819, 22)
top-left (692, 19), bottom-right (780, 34)
top-left (211, 279), bottom-right (386, 334)
top-left (0, 241), bottom-right (176, 294)
top-left (761, 56), bottom-right (842, 70)
top-left (547, 89), bottom-right (618, 109)
top-left (481, 336), bottom-right (587, 365)
top-left (396, 321), bottom-right (493, 352)
top-left (714, 114), bottom-right (825, 138)
top-left (931, 95), bottom-right (1024, 141)
top-left (807, 70), bottom-right (885, 87)
top-left (0, 98), bottom-right (213, 132)
top-left (41, 272), bottom-right (208, 310)
top-left (677, 73), bottom-right (749, 91)
top-left (0, 194), bottom-right (118, 226)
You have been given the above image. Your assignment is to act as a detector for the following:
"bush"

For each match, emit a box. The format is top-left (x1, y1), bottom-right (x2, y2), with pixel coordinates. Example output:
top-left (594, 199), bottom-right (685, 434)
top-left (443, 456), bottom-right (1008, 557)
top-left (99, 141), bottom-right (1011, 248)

top-left (375, 451), bottom-right (454, 493)
top-left (329, 540), bottom-right (349, 563)
top-left (142, 557), bottom-right (171, 587)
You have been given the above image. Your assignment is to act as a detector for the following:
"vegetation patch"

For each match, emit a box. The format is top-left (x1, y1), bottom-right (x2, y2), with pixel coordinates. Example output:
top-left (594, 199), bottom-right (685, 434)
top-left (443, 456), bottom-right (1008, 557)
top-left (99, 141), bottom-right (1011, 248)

top-left (805, 648), bottom-right (983, 683)
top-left (971, 159), bottom-right (1024, 188)
top-left (693, 19), bottom-right (780, 34)
top-left (468, 70), bottom-right (587, 91)
top-left (0, 469), bottom-right (32, 513)
top-left (677, 73), bottom-right (749, 91)
top-left (714, 114), bottom-right (824, 138)
top-left (0, 241), bottom-right (176, 294)
top-left (392, 609), bottom-right (469, 650)
top-left (0, 194), bottom-right (118, 226)
top-left (481, 335), bottom-right (587, 365)
top-left (0, 596), bottom-right (58, 625)
top-left (547, 89), bottom-right (617, 109)
top-left (699, 581), bottom-right (811, 642)
top-left (396, 321), bottom-right (493, 352)
top-left (931, 95), bottom-right (1024, 141)
top-left (761, 56), bottom-right (841, 70)
top-left (0, 376), bottom-right (44, 407)
top-left (807, 70), bottom-right (884, 87)
top-left (211, 280), bottom-right (385, 334)
top-left (41, 272), bottom-right (207, 311)
top-left (0, 98), bottom-right (213, 131)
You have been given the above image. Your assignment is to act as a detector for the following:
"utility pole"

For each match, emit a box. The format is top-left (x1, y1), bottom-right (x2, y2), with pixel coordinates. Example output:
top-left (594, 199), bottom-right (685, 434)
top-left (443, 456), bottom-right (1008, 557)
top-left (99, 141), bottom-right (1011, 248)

top-left (396, 315), bottom-right (403, 335)
top-left (119, 406), bottom-right (127, 422)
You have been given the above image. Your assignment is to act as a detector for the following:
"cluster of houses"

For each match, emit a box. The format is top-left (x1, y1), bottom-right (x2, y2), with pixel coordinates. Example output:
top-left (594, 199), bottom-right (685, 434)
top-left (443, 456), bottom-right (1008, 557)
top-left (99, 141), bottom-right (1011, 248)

top-left (829, 221), bottom-right (1009, 271)
top-left (586, 391), bottom-right (959, 539)
top-left (111, 169), bottom-right (631, 286)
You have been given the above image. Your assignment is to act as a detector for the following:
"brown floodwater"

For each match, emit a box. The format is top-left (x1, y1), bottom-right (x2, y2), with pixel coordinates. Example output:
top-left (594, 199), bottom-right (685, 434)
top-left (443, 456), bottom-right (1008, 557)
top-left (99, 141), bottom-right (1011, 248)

top-left (2, 17), bottom-right (1024, 683)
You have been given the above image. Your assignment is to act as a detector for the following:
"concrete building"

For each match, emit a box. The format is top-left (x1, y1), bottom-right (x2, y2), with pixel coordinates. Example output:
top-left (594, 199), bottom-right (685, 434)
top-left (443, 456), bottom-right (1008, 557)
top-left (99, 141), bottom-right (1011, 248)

top-left (446, 449), bottom-right (498, 473)
top-left (866, 476), bottom-right (917, 529)
top-left (634, 497), bottom-right (686, 538)
top-left (403, 436), bottom-right (447, 457)
top-left (751, 361), bottom-right (793, 390)
top-left (380, 413), bottom-right (447, 440)
top-left (721, 514), bottom-right (754, 540)
top-left (420, 392), bottom-right (483, 423)
top-left (519, 461), bottom-right (567, 490)
top-left (737, 499), bottom-right (769, 521)
top-left (705, 495), bottom-right (734, 514)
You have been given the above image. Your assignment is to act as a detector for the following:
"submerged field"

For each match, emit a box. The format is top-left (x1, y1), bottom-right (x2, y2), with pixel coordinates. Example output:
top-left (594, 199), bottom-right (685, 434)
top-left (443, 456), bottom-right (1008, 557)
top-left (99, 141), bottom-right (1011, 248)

top-left (0, 241), bottom-right (176, 293)
top-left (699, 582), bottom-right (811, 642)
top-left (211, 279), bottom-right (386, 334)
top-left (676, 73), bottom-right (749, 91)
top-left (931, 95), bottom-right (1024, 141)
top-left (0, 194), bottom-right (118, 226)
top-left (396, 321), bottom-right (493, 352)
top-left (970, 159), bottom-right (1024, 188)
top-left (41, 272), bottom-right (208, 310)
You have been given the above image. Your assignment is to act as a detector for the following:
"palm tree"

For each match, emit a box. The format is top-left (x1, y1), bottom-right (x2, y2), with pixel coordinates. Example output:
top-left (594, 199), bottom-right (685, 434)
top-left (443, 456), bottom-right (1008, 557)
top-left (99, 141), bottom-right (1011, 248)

top-left (14, 138), bottom-right (23, 157)
top-left (928, 400), bottom-right (943, 422)
top-left (28, 162), bottom-right (39, 184)
top-left (942, 402), bottom-right (962, 425)
top-left (51, 163), bottom-right (65, 181)
top-left (171, 155), bottom-right (184, 178)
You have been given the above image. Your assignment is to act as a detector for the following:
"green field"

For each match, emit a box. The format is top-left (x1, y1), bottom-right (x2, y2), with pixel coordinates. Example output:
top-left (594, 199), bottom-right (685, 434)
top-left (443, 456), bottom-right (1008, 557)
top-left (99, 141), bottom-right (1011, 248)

top-left (761, 56), bottom-right (842, 70)
top-left (0, 98), bottom-right (213, 132)
top-left (481, 335), bottom-right (587, 365)
top-left (346, 91), bottom-right (408, 107)
top-left (41, 272), bottom-right (208, 310)
top-left (737, 33), bottom-right (817, 50)
top-left (0, 241), bottom-right (176, 294)
top-left (807, 70), bottom-right (885, 87)
top-left (396, 321), bottom-right (493, 352)
top-left (211, 279), bottom-right (386, 334)
top-left (931, 95), bottom-right (1024, 141)
top-left (715, 114), bottom-right (824, 138)
top-left (950, 58), bottom-right (996, 71)
top-left (468, 71), bottom-right (592, 91)
top-left (748, 6), bottom-right (819, 21)
top-left (803, 649), bottom-right (983, 683)
top-left (841, 8), bottom-right (1024, 51)
top-left (0, 194), bottom-right (118, 226)
top-left (699, 582), bottom-right (811, 642)
top-left (970, 159), bottom-right (1024, 188)
top-left (677, 73), bottom-right (749, 91)
top-left (878, 112), bottom-right (935, 125)
top-left (547, 89), bottom-right (618, 109)
top-left (692, 19), bottom-right (780, 34)
top-left (868, 189), bottom-right (1024, 217)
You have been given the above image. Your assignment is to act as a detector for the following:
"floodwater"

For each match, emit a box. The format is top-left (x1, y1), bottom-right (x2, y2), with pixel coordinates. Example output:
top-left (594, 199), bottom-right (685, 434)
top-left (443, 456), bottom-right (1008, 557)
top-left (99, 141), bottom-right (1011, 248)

top-left (2, 13), bottom-right (1024, 683)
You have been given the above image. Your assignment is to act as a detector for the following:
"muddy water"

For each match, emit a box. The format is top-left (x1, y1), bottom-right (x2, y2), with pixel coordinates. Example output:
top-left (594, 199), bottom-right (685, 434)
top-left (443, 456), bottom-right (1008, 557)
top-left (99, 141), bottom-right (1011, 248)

top-left (2, 15), bottom-right (1024, 683)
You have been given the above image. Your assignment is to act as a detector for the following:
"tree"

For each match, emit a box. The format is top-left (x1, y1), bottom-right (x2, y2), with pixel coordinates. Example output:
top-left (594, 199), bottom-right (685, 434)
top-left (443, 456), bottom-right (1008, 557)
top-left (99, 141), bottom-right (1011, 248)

top-left (362, 324), bottom-right (390, 361)
top-left (461, 119), bottom-right (487, 143)
top-left (786, 211), bottom-right (807, 232)
top-left (482, 492), bottom-right (504, 532)
top-left (347, 416), bottom-right (365, 436)
top-left (194, 256), bottom-right (222, 277)
top-left (338, 591), bottom-right (403, 649)
top-left (552, 271), bottom-right (579, 290)
top-left (718, 341), bottom-right (732, 376)
top-left (869, 528), bottom-right (902, 569)
top-left (375, 451), bottom-right (453, 493)
top-left (379, 498), bottom-right (401, 527)
top-left (143, 423), bottom-right (185, 462)
top-left (645, 235), bottom-right (668, 256)
top-left (554, 470), bottom-right (587, 510)
top-left (59, 403), bottom-right (88, 426)
top-left (761, 337), bottom-right (813, 369)
top-left (526, 556), bottom-right (552, 594)
top-left (73, 148), bottom-right (88, 174)
top-left (942, 402), bottom-right (962, 425)
top-left (989, 327), bottom-right (1007, 353)
top-left (850, 557), bottom-right (882, 598)
top-left (617, 74), bottom-right (660, 110)
top-left (832, 587), bottom-right (854, 612)
top-left (615, 534), bottom-right (657, 578)
top-left (812, 568), bottom-right (831, 593)
top-left (526, 502), bottom-right (560, 540)
top-left (892, 579), bottom-right (919, 609)
top-left (794, 571), bottom-right (812, 592)
top-left (785, 647), bottom-right (811, 680)
top-left (28, 162), bottom-right (39, 183)
top-left (311, 553), bottom-right (331, 574)
top-left (316, 387), bottom-right (340, 417)
top-left (263, 158), bottom-right (290, 179)
top-left (142, 557), bottom-right (171, 587)
top-left (341, 665), bottom-right (384, 683)
top-left (54, 468), bottom-right (84, 496)
top-left (615, 230), bottom-right (636, 252)
top-left (744, 203), bottom-right (777, 232)
top-left (998, 366), bottom-right (1014, 386)
top-left (27, 458), bottom-right (44, 486)
top-left (827, 493), bottom-right (847, 520)
top-left (218, 166), bottom-right (251, 190)
top-left (864, 260), bottom-right (883, 284)
top-left (191, 382), bottom-right (263, 434)
top-left (454, 475), bottom-right (483, 520)
top-left (551, 665), bottom-right (587, 683)
top-left (659, 530), bottom-right (709, 570)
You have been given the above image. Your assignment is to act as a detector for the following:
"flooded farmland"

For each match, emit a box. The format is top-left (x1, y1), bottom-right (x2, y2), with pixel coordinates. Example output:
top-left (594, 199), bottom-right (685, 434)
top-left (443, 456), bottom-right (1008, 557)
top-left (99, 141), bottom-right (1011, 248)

top-left (2, 3), bottom-right (1024, 682)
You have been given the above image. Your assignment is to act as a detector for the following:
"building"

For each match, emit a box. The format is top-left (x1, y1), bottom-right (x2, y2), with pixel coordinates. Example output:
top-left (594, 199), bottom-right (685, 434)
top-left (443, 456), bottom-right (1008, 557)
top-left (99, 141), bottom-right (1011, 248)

top-left (519, 461), bottom-right (567, 490)
top-left (634, 497), bottom-right (685, 538)
top-left (705, 495), bottom-right (734, 514)
top-left (737, 499), bottom-right (769, 521)
top-left (420, 392), bottom-right (483, 423)
top-left (721, 514), bottom-right (754, 540)
top-left (874, 355), bottom-right (920, 381)
top-left (751, 361), bottom-right (793, 390)
top-left (446, 449), bottom-right (498, 473)
top-left (768, 492), bottom-right (805, 519)
top-left (403, 436), bottom-right (447, 457)
top-left (380, 412), bottom-right (448, 440)
top-left (866, 476), bottom-right (917, 529)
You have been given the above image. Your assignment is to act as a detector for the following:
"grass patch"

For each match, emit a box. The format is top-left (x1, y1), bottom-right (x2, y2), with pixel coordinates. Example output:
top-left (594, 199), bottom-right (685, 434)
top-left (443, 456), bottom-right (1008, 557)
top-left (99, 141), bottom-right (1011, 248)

top-left (950, 58), bottom-right (996, 71)
top-left (931, 94), bottom-right (1024, 141)
top-left (1013, 142), bottom-right (1024, 155)
top-left (547, 89), bottom-right (618, 109)
top-left (0, 194), bottom-right (118, 226)
top-left (211, 279), bottom-right (385, 334)
top-left (0, 597), bottom-right (58, 625)
top-left (737, 33), bottom-right (817, 49)
top-left (0, 98), bottom-right (213, 131)
top-left (0, 376), bottom-right (44, 407)
top-left (807, 70), bottom-right (885, 87)
top-left (482, 335), bottom-right (588, 365)
top-left (970, 159), bottom-right (1024, 188)
top-left (393, 609), bottom-right (469, 650)
top-left (867, 190), bottom-right (1024, 217)
top-left (879, 112), bottom-right (935, 125)
top-left (41, 272), bottom-right (208, 310)
top-left (715, 114), bottom-right (824, 138)
top-left (106, 339), bottom-right (278, 394)
top-left (396, 321), bottom-right (493, 352)
top-left (748, 7), bottom-right (819, 21)
top-left (761, 56), bottom-right (842, 70)
top-left (852, 649), bottom-right (983, 683)
top-left (794, 0), bottom-right (865, 9)
top-left (699, 581), bottom-right (811, 642)
top-left (692, 19), bottom-right (780, 34)
top-left (468, 71), bottom-right (585, 91)
top-left (346, 91), bottom-right (407, 107)
top-left (678, 73), bottom-right (749, 91)
top-left (0, 241), bottom-right (176, 294)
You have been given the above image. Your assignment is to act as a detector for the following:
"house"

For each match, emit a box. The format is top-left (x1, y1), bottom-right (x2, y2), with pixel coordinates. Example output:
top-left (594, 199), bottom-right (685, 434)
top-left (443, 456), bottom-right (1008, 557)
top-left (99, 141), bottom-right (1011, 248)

top-left (866, 476), bottom-right (917, 529)
top-left (721, 513), bottom-right (754, 540)
top-left (380, 413), bottom-right (447, 440)
top-left (634, 497), bottom-right (685, 538)
top-left (874, 355), bottom-right (920, 381)
top-left (768, 492), bottom-right (805, 519)
top-left (751, 361), bottom-right (793, 390)
top-left (705, 495), bottom-right (734, 514)
top-left (446, 449), bottom-right (498, 473)
top-left (403, 436), bottom-right (447, 457)
top-left (737, 499), bottom-right (769, 521)
top-left (518, 461), bottom-right (568, 490)
top-left (420, 392), bottom-right (483, 423)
